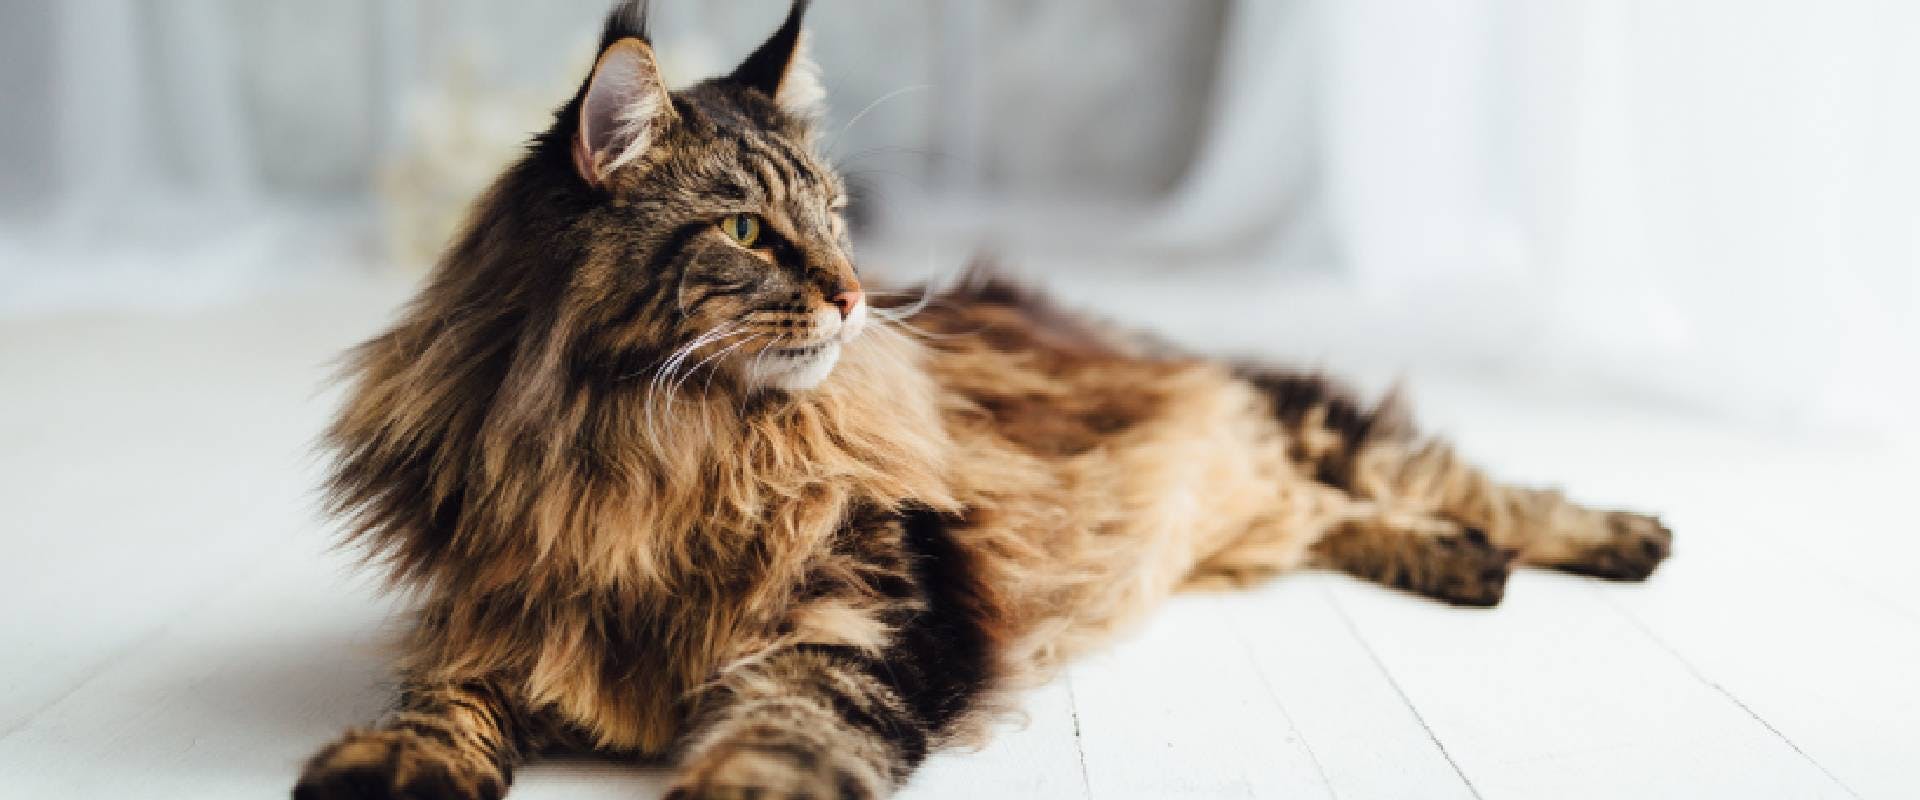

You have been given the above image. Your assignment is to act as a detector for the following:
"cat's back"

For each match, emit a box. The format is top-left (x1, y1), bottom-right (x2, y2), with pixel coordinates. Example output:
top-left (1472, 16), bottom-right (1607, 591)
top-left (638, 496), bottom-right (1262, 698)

top-left (897, 273), bottom-right (1197, 458)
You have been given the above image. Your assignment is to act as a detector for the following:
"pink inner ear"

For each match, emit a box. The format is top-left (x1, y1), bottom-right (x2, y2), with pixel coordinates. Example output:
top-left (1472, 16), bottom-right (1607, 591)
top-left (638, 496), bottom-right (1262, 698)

top-left (577, 40), bottom-right (668, 183)
top-left (583, 48), bottom-right (644, 155)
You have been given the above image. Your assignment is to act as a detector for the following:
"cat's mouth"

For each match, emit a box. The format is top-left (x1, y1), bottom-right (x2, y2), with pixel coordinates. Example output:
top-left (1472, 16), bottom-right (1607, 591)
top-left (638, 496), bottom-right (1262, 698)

top-left (747, 340), bottom-right (844, 391)
top-left (739, 301), bottom-right (866, 391)
top-left (768, 343), bottom-right (834, 360)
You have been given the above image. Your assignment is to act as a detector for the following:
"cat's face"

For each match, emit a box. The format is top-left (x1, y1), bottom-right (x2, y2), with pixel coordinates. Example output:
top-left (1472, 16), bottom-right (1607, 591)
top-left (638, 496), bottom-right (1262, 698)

top-left (563, 1), bottom-right (864, 393)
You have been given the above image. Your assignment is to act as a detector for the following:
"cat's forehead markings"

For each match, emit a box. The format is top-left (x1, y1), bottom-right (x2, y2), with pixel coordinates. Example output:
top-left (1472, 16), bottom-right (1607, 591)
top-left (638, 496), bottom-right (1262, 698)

top-left (753, 157), bottom-right (789, 206)
top-left (712, 180), bottom-right (750, 204)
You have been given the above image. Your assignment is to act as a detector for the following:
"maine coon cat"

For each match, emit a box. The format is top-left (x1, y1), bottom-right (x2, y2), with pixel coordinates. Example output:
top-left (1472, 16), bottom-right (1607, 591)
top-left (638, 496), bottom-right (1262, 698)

top-left (295, 3), bottom-right (1672, 798)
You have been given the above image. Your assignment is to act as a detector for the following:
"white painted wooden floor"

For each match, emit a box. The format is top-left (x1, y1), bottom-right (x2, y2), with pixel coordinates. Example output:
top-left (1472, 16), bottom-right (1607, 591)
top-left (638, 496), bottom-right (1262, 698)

top-left (3, 277), bottom-right (1916, 799)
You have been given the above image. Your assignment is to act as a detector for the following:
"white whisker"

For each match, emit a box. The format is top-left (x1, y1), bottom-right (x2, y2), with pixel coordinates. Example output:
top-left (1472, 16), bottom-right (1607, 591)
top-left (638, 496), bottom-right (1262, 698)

top-left (871, 314), bottom-right (956, 342)
top-left (644, 322), bottom-right (743, 450)
top-left (829, 85), bottom-right (931, 158)
top-left (740, 340), bottom-right (779, 412)
top-left (668, 330), bottom-right (759, 411)
top-left (695, 334), bottom-right (764, 444)
top-left (871, 246), bottom-right (968, 327)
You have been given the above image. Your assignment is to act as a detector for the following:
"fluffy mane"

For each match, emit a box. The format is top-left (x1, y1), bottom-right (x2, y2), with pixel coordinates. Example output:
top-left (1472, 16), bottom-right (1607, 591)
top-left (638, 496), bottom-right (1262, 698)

top-left (325, 173), bottom-right (970, 751)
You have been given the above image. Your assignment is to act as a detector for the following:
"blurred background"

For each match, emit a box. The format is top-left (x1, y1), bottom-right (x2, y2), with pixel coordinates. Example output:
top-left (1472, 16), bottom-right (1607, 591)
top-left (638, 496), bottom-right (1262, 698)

top-left (3, 0), bottom-right (1917, 437)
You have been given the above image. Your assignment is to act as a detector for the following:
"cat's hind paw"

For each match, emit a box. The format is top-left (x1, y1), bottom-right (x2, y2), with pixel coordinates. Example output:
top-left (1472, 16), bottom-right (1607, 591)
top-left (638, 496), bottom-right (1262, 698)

top-left (1556, 512), bottom-right (1673, 582)
top-left (1414, 528), bottom-right (1517, 607)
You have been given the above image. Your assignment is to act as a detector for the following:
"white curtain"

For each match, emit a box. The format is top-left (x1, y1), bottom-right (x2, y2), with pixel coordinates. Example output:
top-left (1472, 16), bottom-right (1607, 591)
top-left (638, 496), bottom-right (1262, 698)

top-left (0, 0), bottom-right (377, 316)
top-left (1168, 0), bottom-right (1920, 435)
top-left (9, 0), bottom-right (1914, 435)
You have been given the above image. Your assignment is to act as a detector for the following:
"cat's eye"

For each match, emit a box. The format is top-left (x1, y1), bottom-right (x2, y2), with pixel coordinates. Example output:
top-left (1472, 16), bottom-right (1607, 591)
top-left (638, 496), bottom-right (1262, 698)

top-left (719, 214), bottom-right (763, 248)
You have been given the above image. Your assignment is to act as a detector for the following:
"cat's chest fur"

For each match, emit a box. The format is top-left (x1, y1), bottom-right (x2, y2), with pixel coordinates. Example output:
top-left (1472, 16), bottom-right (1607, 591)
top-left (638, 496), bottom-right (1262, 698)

top-left (390, 338), bottom-right (961, 752)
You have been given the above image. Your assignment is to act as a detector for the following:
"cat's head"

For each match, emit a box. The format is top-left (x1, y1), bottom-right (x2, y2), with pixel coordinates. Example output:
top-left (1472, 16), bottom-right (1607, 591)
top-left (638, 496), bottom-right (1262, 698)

top-left (463, 0), bottom-right (862, 397)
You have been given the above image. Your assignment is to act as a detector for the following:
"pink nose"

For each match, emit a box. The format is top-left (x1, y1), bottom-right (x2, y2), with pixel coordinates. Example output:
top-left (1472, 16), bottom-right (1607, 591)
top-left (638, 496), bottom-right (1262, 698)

top-left (830, 290), bottom-right (864, 319)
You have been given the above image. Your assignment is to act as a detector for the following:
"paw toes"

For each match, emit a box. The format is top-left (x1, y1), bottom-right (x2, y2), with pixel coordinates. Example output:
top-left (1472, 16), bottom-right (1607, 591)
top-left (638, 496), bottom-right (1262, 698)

top-left (294, 731), bottom-right (501, 800)
top-left (1424, 531), bottom-right (1512, 607)
top-left (1441, 572), bottom-right (1508, 606)
top-left (293, 765), bottom-right (388, 800)
top-left (1559, 513), bottom-right (1673, 582)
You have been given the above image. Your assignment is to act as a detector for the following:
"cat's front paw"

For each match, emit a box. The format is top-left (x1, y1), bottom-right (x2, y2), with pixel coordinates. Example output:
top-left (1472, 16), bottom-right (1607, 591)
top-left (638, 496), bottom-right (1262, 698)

top-left (668, 740), bottom-right (886, 800)
top-left (1420, 528), bottom-right (1516, 607)
top-left (293, 729), bottom-right (503, 800)
top-left (1558, 512), bottom-right (1673, 582)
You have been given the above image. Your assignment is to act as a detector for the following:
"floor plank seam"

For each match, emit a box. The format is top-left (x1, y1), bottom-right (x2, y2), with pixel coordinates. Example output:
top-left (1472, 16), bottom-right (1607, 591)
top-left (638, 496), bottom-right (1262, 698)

top-left (1593, 590), bottom-right (1865, 800)
top-left (1217, 596), bottom-right (1337, 799)
top-left (0, 548), bottom-right (274, 746)
top-left (0, 612), bottom-right (176, 745)
top-left (1318, 581), bottom-right (1484, 800)
top-left (1063, 673), bottom-right (1094, 800)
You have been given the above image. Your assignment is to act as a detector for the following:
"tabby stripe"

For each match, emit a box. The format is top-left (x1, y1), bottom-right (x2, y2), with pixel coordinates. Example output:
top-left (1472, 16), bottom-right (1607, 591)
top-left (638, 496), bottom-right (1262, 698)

top-left (740, 135), bottom-right (794, 202)
top-left (398, 715), bottom-right (491, 757)
top-left (379, 737), bottom-right (404, 785)
top-left (681, 280), bottom-right (761, 318)
top-left (758, 134), bottom-right (811, 195)
top-left (392, 717), bottom-right (458, 749)
top-left (756, 158), bottom-right (788, 206)
top-left (737, 736), bottom-right (821, 767)
top-left (651, 226), bottom-right (716, 320)
top-left (569, 224), bottom-right (708, 366)
top-left (443, 694), bottom-right (503, 731)
top-left (722, 131), bottom-right (778, 202)
top-left (761, 136), bottom-right (817, 193)
top-left (809, 667), bottom-right (929, 765)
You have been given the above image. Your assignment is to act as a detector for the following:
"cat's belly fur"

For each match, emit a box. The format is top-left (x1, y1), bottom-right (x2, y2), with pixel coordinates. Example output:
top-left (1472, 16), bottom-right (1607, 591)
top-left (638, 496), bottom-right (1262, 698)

top-left (916, 296), bottom-right (1346, 683)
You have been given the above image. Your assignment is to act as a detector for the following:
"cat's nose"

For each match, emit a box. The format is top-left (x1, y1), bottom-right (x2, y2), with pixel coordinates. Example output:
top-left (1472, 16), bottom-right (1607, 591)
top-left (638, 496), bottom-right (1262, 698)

top-left (830, 289), bottom-right (864, 319)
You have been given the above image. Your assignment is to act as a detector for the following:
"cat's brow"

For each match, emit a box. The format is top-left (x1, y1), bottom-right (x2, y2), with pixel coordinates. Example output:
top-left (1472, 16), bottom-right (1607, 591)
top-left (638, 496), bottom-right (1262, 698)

top-left (740, 132), bottom-right (815, 204)
top-left (710, 181), bottom-right (750, 203)
top-left (760, 136), bottom-right (816, 186)
top-left (753, 159), bottom-right (786, 206)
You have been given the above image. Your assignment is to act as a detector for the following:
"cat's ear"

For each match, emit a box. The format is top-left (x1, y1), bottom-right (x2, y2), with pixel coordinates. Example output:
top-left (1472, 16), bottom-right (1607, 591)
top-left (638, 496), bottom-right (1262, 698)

top-left (730, 0), bottom-right (827, 118)
top-left (573, 37), bottom-right (676, 188)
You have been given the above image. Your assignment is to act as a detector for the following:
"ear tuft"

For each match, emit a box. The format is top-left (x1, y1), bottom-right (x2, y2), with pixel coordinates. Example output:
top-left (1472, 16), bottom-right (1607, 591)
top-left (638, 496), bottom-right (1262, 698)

top-left (574, 38), bottom-right (675, 187)
top-left (600, 0), bottom-right (652, 50)
top-left (775, 31), bottom-right (829, 119)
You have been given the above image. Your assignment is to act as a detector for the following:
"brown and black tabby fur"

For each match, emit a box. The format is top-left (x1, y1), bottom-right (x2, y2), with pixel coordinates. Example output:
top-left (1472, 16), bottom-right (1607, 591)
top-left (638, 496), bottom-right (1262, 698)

top-left (296, 3), bottom-right (1672, 798)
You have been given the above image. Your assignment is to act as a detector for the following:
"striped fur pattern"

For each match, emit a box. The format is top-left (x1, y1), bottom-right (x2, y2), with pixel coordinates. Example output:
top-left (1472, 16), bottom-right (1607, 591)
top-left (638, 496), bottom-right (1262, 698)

top-left (295, 3), bottom-right (1672, 797)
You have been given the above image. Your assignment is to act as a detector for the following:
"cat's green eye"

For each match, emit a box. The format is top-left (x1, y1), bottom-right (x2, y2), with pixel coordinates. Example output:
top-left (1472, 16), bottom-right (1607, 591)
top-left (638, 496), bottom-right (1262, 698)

top-left (719, 214), bottom-right (763, 248)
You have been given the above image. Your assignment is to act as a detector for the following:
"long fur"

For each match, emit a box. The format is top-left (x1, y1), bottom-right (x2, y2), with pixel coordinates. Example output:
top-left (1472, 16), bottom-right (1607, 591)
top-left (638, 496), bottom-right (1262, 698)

top-left (294, 4), bottom-right (1672, 798)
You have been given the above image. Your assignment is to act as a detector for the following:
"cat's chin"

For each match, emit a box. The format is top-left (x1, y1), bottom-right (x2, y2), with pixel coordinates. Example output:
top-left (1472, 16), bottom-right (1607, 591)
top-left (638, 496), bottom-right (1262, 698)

top-left (749, 342), bottom-right (843, 391)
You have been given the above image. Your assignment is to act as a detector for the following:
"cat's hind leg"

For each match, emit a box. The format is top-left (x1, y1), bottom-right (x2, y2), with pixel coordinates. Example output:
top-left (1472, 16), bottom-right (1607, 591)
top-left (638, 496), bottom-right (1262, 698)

top-left (1352, 440), bottom-right (1673, 581)
top-left (1237, 368), bottom-right (1671, 582)
top-left (1309, 505), bottom-right (1517, 607)
top-left (1184, 480), bottom-right (1513, 607)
